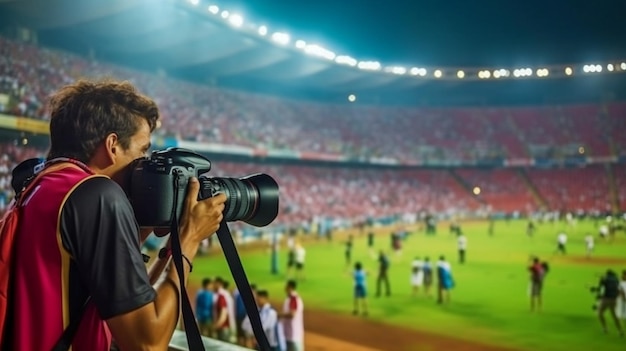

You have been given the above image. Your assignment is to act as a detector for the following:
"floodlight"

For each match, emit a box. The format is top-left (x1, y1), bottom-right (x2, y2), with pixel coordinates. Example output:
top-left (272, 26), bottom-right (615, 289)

top-left (434, 69), bottom-right (442, 78)
top-left (457, 70), bottom-right (465, 79)
top-left (271, 32), bottom-right (290, 45)
top-left (258, 26), bottom-right (268, 36)
top-left (565, 67), bottom-right (573, 75)
top-left (208, 5), bottom-right (219, 14)
top-left (228, 14), bottom-right (244, 27)
top-left (335, 56), bottom-right (357, 66)
top-left (295, 40), bottom-right (306, 49)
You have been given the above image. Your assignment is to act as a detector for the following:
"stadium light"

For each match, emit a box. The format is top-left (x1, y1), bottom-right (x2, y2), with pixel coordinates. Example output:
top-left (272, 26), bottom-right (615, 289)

top-left (434, 69), bottom-right (443, 78)
top-left (357, 61), bottom-right (382, 71)
top-left (513, 68), bottom-right (532, 78)
top-left (258, 25), bottom-right (268, 36)
top-left (208, 5), bottom-right (219, 14)
top-left (473, 186), bottom-right (481, 195)
top-left (304, 44), bottom-right (336, 60)
top-left (189, 0), bottom-right (199, 6)
top-left (335, 55), bottom-right (357, 66)
top-left (409, 67), bottom-right (427, 76)
top-left (621, 62), bottom-right (626, 70)
top-left (295, 40), bottom-right (306, 49)
top-left (478, 70), bottom-right (491, 79)
top-left (457, 70), bottom-right (465, 79)
top-left (385, 66), bottom-right (407, 75)
top-left (565, 67), bottom-right (573, 75)
top-left (228, 14), bottom-right (244, 27)
top-left (536, 68), bottom-right (549, 77)
top-left (607, 63), bottom-right (615, 72)
top-left (271, 32), bottom-right (290, 45)
top-left (221, 10), bottom-right (229, 19)
top-left (348, 94), bottom-right (356, 102)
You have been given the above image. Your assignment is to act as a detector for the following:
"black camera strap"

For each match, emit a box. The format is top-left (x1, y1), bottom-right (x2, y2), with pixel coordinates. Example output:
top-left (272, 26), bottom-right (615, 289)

top-left (170, 174), bottom-right (270, 351)
top-left (215, 221), bottom-right (271, 351)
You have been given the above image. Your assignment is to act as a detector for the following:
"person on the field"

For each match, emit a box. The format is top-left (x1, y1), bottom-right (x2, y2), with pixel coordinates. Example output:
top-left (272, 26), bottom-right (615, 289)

top-left (457, 233), bottom-right (467, 264)
top-left (528, 257), bottom-right (547, 312)
top-left (352, 262), bottom-right (369, 316)
top-left (410, 257), bottom-right (424, 297)
top-left (585, 233), bottom-right (594, 259)
top-left (436, 256), bottom-right (454, 304)
top-left (596, 270), bottom-right (624, 336)
top-left (555, 232), bottom-right (567, 254)
top-left (376, 250), bottom-right (391, 297)
top-left (345, 235), bottom-right (354, 267)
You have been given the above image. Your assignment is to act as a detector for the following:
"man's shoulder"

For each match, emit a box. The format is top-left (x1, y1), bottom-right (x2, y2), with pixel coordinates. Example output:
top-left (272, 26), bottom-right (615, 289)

top-left (67, 176), bottom-right (129, 205)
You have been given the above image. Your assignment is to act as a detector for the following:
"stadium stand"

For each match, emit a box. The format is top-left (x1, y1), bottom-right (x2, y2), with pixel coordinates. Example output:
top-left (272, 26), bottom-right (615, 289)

top-left (526, 166), bottom-right (613, 213)
top-left (1, 36), bottom-right (624, 164)
top-left (455, 168), bottom-right (538, 214)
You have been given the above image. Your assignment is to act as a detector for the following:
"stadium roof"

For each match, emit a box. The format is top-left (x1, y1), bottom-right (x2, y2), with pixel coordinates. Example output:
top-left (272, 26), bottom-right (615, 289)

top-left (1, 0), bottom-right (626, 105)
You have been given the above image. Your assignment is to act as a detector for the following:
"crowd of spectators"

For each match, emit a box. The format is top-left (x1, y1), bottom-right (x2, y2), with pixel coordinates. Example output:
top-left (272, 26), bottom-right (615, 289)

top-left (1, 36), bottom-right (625, 163)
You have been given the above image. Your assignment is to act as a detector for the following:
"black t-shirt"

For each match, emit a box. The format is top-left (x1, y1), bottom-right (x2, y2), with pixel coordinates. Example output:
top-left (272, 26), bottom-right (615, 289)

top-left (60, 177), bottom-right (156, 320)
top-left (599, 276), bottom-right (620, 299)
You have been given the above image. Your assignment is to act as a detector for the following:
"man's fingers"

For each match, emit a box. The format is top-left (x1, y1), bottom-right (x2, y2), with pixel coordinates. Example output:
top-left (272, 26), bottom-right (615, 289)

top-left (185, 177), bottom-right (200, 207)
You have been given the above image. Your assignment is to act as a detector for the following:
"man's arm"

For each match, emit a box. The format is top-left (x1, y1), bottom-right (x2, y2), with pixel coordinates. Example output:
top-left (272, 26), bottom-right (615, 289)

top-left (63, 177), bottom-right (225, 350)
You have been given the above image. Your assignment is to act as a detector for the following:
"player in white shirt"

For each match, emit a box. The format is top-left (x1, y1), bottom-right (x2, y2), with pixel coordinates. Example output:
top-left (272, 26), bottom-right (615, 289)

top-left (457, 234), bottom-right (468, 264)
top-left (410, 257), bottom-right (424, 297)
top-left (618, 270), bottom-right (626, 320)
top-left (584, 233), bottom-right (594, 258)
top-left (599, 224), bottom-right (609, 240)
top-left (555, 232), bottom-right (567, 254)
top-left (294, 243), bottom-right (306, 281)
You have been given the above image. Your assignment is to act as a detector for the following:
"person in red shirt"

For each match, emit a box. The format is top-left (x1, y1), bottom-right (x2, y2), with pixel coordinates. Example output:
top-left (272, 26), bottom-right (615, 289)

top-left (212, 277), bottom-right (232, 342)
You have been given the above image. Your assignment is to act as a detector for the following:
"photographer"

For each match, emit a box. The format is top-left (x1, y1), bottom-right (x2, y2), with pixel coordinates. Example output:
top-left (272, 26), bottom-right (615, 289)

top-left (595, 270), bottom-right (624, 336)
top-left (8, 80), bottom-right (227, 350)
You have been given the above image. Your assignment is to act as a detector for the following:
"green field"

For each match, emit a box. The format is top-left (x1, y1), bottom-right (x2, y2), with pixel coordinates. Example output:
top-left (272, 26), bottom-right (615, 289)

top-left (190, 219), bottom-right (626, 351)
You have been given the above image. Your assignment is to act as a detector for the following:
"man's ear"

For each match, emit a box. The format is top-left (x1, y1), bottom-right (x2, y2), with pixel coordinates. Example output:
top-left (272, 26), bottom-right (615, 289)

top-left (104, 133), bottom-right (119, 162)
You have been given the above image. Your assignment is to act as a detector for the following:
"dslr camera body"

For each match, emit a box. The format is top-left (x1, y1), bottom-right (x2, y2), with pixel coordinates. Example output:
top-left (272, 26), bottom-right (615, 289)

top-left (127, 148), bottom-right (279, 228)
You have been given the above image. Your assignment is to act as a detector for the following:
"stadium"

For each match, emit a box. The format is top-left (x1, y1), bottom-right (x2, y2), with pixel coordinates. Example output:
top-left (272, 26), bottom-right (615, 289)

top-left (0, 0), bottom-right (625, 350)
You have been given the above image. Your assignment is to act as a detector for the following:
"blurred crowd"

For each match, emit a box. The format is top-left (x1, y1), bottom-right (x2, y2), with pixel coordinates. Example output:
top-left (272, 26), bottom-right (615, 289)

top-left (1, 36), bottom-right (625, 164)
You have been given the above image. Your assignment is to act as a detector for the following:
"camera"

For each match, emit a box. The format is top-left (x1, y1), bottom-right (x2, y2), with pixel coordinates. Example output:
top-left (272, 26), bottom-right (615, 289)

top-left (127, 148), bottom-right (279, 228)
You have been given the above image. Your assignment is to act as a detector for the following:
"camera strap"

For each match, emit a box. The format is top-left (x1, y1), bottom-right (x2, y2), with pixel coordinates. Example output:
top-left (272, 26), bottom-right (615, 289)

top-left (216, 221), bottom-right (272, 351)
top-left (170, 174), bottom-right (270, 351)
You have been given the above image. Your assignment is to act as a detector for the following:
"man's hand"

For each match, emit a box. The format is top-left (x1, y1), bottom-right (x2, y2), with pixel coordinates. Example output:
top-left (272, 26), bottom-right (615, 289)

top-left (179, 177), bottom-right (227, 245)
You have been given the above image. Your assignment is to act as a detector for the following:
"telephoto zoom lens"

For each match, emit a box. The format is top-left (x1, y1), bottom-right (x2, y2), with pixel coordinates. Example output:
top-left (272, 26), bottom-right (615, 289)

top-left (198, 173), bottom-right (279, 227)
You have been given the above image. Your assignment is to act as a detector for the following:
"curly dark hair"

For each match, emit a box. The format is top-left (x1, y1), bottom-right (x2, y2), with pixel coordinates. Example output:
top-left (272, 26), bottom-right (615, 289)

top-left (47, 79), bottom-right (159, 163)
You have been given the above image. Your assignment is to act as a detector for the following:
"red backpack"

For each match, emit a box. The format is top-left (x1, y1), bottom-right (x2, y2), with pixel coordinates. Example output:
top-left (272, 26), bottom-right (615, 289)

top-left (0, 164), bottom-right (67, 349)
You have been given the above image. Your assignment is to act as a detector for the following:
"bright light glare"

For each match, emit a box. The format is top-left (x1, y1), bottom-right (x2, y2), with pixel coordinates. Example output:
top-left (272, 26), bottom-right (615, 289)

top-left (565, 67), bottom-right (573, 75)
top-left (295, 40), bottom-right (306, 49)
top-left (357, 61), bottom-right (381, 71)
top-left (348, 94), bottom-right (356, 102)
top-left (304, 44), bottom-right (336, 60)
top-left (189, 0), bottom-right (199, 5)
top-left (271, 32), bottom-right (290, 45)
top-left (221, 10), bottom-right (229, 18)
top-left (258, 26), bottom-right (267, 36)
top-left (228, 14), bottom-right (243, 27)
top-left (621, 62), bottom-right (626, 70)
top-left (607, 64), bottom-right (614, 71)
top-left (208, 5), bottom-right (219, 14)
top-left (434, 69), bottom-right (443, 78)
top-left (335, 55), bottom-right (357, 67)
top-left (457, 70), bottom-right (465, 79)
top-left (473, 186), bottom-right (481, 195)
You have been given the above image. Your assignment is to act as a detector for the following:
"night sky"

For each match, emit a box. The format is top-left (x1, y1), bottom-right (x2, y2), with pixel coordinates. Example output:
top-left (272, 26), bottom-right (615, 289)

top-left (220, 0), bottom-right (626, 67)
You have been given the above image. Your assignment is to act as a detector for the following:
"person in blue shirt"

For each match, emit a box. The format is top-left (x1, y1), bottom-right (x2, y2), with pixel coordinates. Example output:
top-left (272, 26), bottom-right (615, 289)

top-left (352, 262), bottom-right (369, 316)
top-left (195, 278), bottom-right (214, 337)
